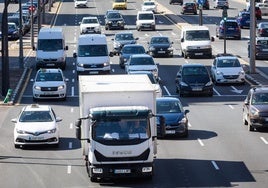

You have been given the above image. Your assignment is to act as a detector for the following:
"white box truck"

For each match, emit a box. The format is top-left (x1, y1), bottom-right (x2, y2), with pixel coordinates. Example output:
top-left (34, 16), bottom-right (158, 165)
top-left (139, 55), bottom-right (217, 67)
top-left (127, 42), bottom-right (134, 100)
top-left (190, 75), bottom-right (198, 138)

top-left (75, 75), bottom-right (164, 182)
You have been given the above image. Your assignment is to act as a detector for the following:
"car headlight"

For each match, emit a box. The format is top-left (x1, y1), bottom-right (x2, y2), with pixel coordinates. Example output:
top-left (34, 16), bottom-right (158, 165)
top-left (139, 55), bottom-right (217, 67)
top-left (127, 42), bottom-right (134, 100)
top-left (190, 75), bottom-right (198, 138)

top-left (114, 41), bottom-right (121, 48)
top-left (123, 58), bottom-right (128, 62)
top-left (180, 81), bottom-right (188, 87)
top-left (250, 107), bottom-right (259, 116)
top-left (216, 70), bottom-right (223, 75)
top-left (16, 128), bottom-right (26, 134)
top-left (239, 70), bottom-right (245, 75)
top-left (58, 85), bottom-right (65, 90)
top-left (108, 21), bottom-right (112, 24)
top-left (178, 117), bottom-right (187, 124)
top-left (149, 47), bottom-right (155, 51)
top-left (103, 61), bottom-right (110, 67)
top-left (34, 85), bottom-right (41, 90)
top-left (77, 63), bottom-right (84, 67)
top-left (47, 128), bottom-right (57, 134)
top-left (168, 46), bottom-right (173, 51)
top-left (201, 45), bottom-right (211, 49)
top-left (205, 81), bottom-right (213, 86)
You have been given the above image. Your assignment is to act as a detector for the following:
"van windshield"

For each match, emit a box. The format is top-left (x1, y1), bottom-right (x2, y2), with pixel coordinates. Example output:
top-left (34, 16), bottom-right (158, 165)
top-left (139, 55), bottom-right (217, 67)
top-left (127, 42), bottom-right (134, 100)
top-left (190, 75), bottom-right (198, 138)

top-left (78, 45), bottom-right (108, 57)
top-left (38, 39), bottom-right (63, 51)
top-left (185, 30), bottom-right (210, 41)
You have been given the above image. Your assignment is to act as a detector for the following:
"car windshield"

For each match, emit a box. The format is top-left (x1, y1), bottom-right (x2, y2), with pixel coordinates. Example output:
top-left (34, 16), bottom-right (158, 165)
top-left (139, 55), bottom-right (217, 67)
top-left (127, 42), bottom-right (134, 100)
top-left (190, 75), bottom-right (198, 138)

top-left (38, 39), bottom-right (63, 51)
top-left (182, 66), bottom-right (208, 76)
top-left (151, 37), bottom-right (169, 44)
top-left (185, 30), bottom-right (210, 41)
top-left (157, 101), bottom-right (182, 113)
top-left (252, 93), bottom-right (268, 105)
top-left (78, 45), bottom-right (108, 57)
top-left (144, 2), bottom-right (155, 5)
top-left (122, 46), bottom-right (145, 54)
top-left (217, 59), bottom-right (241, 67)
top-left (225, 22), bottom-right (238, 27)
top-left (115, 33), bottom-right (134, 41)
top-left (19, 111), bottom-right (53, 122)
top-left (107, 13), bottom-right (121, 19)
top-left (129, 57), bottom-right (155, 65)
top-left (36, 72), bottom-right (63, 82)
top-left (115, 0), bottom-right (125, 2)
top-left (82, 18), bottom-right (98, 24)
top-left (138, 13), bottom-right (154, 20)
top-left (93, 119), bottom-right (149, 141)
top-left (8, 24), bottom-right (16, 30)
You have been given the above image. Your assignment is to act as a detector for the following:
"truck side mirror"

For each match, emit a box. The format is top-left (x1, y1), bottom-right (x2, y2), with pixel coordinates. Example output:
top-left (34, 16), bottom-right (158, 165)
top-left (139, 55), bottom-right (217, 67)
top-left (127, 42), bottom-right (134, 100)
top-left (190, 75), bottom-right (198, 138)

top-left (159, 116), bottom-right (166, 138)
top-left (109, 52), bottom-right (114, 57)
top-left (65, 46), bottom-right (68, 50)
top-left (75, 119), bottom-right (82, 140)
top-left (32, 46), bottom-right (36, 51)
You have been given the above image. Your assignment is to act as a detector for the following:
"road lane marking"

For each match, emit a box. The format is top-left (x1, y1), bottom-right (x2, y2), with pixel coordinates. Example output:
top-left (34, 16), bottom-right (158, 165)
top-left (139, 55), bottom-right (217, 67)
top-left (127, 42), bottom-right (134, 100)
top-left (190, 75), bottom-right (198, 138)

top-left (197, 138), bottom-right (204, 146)
top-left (163, 85), bottom-right (171, 96)
top-left (213, 88), bottom-right (221, 96)
top-left (71, 108), bottom-right (74, 113)
top-left (211, 161), bottom-right (220, 170)
top-left (70, 123), bottom-right (73, 129)
top-left (71, 86), bottom-right (74, 96)
top-left (67, 165), bottom-right (71, 174)
top-left (260, 137), bottom-right (268, 144)
top-left (228, 105), bottom-right (234, 109)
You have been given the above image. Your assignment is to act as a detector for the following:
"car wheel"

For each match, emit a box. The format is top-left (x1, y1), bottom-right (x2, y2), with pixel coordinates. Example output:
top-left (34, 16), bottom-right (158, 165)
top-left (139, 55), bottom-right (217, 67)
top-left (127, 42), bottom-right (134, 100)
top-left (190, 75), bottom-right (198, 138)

top-left (248, 124), bottom-right (254, 131)
top-left (242, 114), bottom-right (248, 125)
top-left (183, 51), bottom-right (187, 59)
top-left (181, 129), bottom-right (188, 138)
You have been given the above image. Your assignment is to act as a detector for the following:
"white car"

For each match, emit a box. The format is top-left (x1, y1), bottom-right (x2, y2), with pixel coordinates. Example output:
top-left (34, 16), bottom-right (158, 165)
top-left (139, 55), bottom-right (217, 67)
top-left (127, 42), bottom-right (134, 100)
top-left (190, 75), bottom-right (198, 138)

top-left (211, 55), bottom-right (245, 84)
top-left (128, 70), bottom-right (162, 97)
top-left (32, 69), bottom-right (68, 101)
top-left (125, 54), bottom-right (159, 79)
top-left (11, 104), bottom-right (62, 148)
top-left (79, 16), bottom-right (101, 34)
top-left (256, 3), bottom-right (268, 16)
top-left (74, 0), bottom-right (88, 8)
top-left (141, 1), bottom-right (157, 13)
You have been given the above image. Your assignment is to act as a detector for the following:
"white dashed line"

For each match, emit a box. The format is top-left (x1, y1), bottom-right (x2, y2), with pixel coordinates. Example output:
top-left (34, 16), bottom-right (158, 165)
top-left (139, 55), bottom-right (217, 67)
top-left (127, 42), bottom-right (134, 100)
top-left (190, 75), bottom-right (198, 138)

top-left (260, 137), bottom-right (268, 144)
top-left (70, 123), bottom-right (73, 129)
top-left (67, 165), bottom-right (71, 174)
top-left (228, 105), bottom-right (234, 109)
top-left (69, 142), bottom-right (73, 149)
top-left (211, 161), bottom-right (220, 170)
top-left (197, 138), bottom-right (204, 146)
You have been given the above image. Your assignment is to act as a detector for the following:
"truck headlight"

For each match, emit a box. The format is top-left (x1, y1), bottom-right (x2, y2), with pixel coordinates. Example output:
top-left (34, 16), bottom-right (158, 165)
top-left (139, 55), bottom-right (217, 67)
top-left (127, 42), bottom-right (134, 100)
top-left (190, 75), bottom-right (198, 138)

top-left (201, 45), bottom-right (211, 49)
top-left (142, 167), bottom-right (152, 173)
top-left (149, 47), bottom-right (155, 51)
top-left (93, 168), bottom-right (103, 174)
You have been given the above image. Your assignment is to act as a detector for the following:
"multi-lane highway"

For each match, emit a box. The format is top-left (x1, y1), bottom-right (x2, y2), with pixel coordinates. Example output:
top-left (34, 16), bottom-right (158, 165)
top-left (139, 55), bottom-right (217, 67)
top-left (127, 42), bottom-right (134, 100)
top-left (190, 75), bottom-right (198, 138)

top-left (1, 0), bottom-right (268, 187)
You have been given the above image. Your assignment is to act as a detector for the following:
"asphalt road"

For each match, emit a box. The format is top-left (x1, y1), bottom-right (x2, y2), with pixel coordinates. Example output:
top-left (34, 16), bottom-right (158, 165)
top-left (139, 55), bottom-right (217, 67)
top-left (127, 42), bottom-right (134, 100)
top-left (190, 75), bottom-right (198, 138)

top-left (1, 0), bottom-right (268, 187)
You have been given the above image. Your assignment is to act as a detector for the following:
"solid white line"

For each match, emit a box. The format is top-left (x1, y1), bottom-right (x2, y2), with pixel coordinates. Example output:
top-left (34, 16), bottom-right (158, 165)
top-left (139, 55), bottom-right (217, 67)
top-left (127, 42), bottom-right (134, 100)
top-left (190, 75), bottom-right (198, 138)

top-left (260, 137), bottom-right (268, 144)
top-left (70, 123), bottom-right (73, 129)
top-left (211, 161), bottom-right (220, 170)
top-left (228, 105), bottom-right (234, 109)
top-left (72, 70), bottom-right (75, 74)
top-left (71, 87), bottom-right (74, 97)
top-left (163, 86), bottom-right (171, 96)
top-left (213, 88), bottom-right (221, 96)
top-left (72, 78), bottom-right (74, 83)
top-left (71, 108), bottom-right (74, 113)
top-left (197, 138), bottom-right (204, 146)
top-left (69, 142), bottom-right (72, 149)
top-left (67, 165), bottom-right (71, 174)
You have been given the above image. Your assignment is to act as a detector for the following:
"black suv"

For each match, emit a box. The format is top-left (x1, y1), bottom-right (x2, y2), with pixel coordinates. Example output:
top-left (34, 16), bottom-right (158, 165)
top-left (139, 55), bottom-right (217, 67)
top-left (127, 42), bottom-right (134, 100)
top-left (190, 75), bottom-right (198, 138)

top-left (175, 63), bottom-right (213, 97)
top-left (243, 86), bottom-right (268, 131)
top-left (104, 10), bottom-right (125, 30)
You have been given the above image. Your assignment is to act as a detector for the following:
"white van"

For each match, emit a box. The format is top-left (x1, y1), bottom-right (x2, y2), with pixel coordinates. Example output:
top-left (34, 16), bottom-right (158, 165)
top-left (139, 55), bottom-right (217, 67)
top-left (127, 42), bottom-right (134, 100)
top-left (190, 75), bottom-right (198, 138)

top-left (34, 27), bottom-right (68, 70)
top-left (136, 11), bottom-right (156, 31)
top-left (180, 25), bottom-right (214, 59)
top-left (73, 34), bottom-right (113, 76)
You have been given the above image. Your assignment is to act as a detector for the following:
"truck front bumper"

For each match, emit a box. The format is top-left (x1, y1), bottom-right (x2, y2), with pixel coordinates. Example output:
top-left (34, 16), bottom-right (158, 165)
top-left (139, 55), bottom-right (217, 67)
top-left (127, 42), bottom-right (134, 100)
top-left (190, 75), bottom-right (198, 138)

top-left (89, 162), bottom-right (154, 179)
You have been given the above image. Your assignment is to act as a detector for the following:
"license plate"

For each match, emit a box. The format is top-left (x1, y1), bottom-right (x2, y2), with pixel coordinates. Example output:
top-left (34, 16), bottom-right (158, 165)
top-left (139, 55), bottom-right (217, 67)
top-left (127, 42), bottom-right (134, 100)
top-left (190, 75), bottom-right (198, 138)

top-left (192, 87), bottom-right (202, 91)
top-left (228, 28), bottom-right (234, 30)
top-left (29, 136), bottom-right (44, 140)
top-left (158, 51), bottom-right (165, 53)
top-left (195, 53), bottom-right (203, 55)
top-left (114, 169), bottom-right (131, 174)
top-left (46, 64), bottom-right (54, 66)
top-left (166, 130), bottom-right (176, 134)
top-left (89, 71), bottom-right (98, 74)
top-left (144, 25), bottom-right (150, 27)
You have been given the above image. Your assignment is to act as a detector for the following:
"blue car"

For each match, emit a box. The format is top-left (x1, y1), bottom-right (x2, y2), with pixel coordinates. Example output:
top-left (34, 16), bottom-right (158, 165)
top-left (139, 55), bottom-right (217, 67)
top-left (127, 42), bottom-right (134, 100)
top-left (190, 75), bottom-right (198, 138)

top-left (236, 11), bottom-right (250, 28)
top-left (216, 19), bottom-right (241, 40)
top-left (0, 22), bottom-right (19, 40)
top-left (119, 44), bottom-right (146, 68)
top-left (156, 97), bottom-right (190, 138)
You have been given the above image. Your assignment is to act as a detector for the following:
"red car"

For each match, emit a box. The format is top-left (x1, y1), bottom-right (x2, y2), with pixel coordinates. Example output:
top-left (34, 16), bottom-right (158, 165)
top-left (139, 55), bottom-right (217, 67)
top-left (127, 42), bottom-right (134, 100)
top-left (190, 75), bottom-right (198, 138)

top-left (256, 6), bottom-right (262, 20)
top-left (181, 2), bottom-right (197, 15)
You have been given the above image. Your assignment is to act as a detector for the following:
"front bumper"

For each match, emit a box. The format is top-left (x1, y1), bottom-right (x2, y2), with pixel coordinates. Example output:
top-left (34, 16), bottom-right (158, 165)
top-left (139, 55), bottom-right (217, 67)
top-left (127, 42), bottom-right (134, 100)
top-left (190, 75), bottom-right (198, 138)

top-left (14, 133), bottom-right (59, 145)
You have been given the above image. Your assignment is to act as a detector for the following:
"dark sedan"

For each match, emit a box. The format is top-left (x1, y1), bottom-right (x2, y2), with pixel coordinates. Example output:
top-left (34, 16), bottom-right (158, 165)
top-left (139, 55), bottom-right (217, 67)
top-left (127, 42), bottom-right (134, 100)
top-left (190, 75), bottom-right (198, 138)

top-left (119, 44), bottom-right (146, 68)
top-left (147, 36), bottom-right (173, 57)
top-left (257, 22), bottom-right (268, 37)
top-left (181, 2), bottom-right (197, 15)
top-left (236, 11), bottom-right (250, 28)
top-left (0, 22), bottom-right (19, 40)
top-left (175, 63), bottom-right (214, 97)
top-left (104, 10), bottom-right (125, 30)
top-left (156, 97), bottom-right (189, 138)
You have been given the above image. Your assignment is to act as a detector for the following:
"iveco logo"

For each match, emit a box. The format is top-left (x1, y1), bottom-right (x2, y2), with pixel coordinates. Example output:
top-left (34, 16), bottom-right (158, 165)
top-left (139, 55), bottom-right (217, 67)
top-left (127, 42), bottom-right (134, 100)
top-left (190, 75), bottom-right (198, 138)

top-left (48, 88), bottom-right (51, 90)
top-left (112, 150), bottom-right (132, 155)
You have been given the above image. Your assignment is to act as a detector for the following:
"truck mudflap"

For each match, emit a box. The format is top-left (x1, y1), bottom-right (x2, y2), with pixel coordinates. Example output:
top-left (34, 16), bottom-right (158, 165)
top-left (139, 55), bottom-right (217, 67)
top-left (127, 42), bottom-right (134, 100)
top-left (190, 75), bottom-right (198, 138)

top-left (88, 162), bottom-right (154, 179)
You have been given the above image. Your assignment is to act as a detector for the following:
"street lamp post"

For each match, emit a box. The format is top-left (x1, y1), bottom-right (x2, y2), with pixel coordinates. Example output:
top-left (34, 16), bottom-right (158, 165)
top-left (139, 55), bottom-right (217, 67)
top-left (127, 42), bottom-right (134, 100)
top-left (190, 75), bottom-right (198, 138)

top-left (249, 0), bottom-right (256, 74)
top-left (19, 0), bottom-right (24, 68)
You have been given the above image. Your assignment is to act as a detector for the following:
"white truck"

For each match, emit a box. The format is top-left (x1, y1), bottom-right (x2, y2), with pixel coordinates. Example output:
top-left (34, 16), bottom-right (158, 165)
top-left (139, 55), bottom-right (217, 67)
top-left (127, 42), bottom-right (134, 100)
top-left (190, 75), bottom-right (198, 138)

top-left (75, 75), bottom-right (164, 182)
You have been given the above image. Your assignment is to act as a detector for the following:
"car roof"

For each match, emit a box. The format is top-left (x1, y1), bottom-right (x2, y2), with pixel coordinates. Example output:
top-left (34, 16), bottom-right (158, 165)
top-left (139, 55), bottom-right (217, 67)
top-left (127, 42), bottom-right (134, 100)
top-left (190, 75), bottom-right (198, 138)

top-left (115, 31), bottom-right (133, 35)
top-left (137, 10), bottom-right (154, 14)
top-left (182, 63), bottom-right (206, 67)
top-left (216, 56), bottom-right (238, 60)
top-left (130, 54), bottom-right (152, 58)
top-left (156, 97), bottom-right (181, 102)
top-left (23, 104), bottom-right (51, 112)
top-left (37, 68), bottom-right (63, 73)
top-left (82, 16), bottom-right (98, 19)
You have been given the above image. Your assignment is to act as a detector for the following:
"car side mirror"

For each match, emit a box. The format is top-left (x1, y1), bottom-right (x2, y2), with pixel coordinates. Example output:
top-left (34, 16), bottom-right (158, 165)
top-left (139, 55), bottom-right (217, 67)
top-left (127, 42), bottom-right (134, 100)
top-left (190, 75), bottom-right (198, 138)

top-left (181, 38), bottom-right (184, 42)
top-left (211, 37), bottom-right (215, 42)
top-left (109, 52), bottom-right (114, 57)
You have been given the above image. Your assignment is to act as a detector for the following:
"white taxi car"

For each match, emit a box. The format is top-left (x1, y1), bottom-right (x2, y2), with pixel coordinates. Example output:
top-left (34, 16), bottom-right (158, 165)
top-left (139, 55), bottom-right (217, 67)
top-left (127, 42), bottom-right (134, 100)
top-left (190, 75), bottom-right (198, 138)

top-left (11, 104), bottom-right (62, 148)
top-left (32, 68), bottom-right (68, 101)
top-left (74, 0), bottom-right (88, 8)
top-left (79, 16), bottom-right (101, 34)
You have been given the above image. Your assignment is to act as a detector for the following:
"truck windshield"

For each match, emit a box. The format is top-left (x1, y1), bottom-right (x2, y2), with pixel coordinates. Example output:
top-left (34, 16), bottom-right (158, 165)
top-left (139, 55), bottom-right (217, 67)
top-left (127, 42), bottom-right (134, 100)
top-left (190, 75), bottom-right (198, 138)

top-left (38, 39), bottom-right (63, 51)
top-left (185, 30), bottom-right (210, 41)
top-left (78, 45), bottom-right (108, 57)
top-left (93, 119), bottom-right (150, 142)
